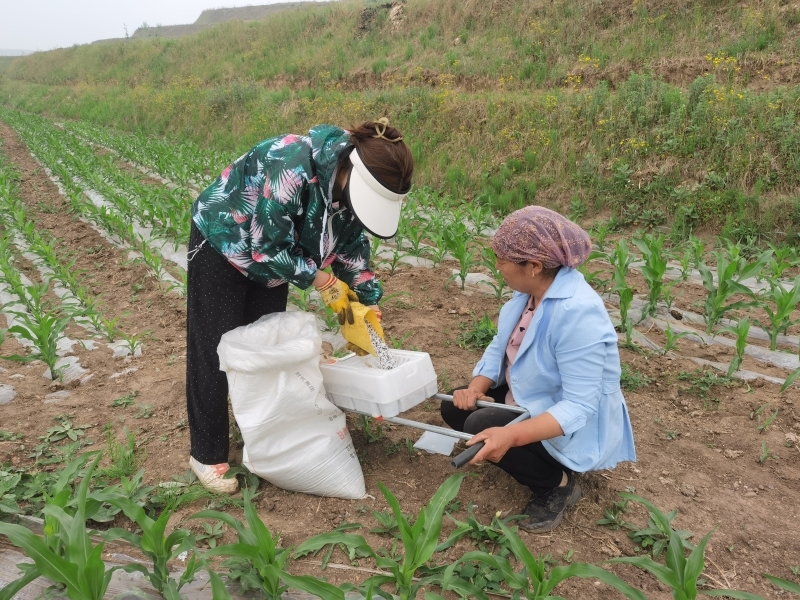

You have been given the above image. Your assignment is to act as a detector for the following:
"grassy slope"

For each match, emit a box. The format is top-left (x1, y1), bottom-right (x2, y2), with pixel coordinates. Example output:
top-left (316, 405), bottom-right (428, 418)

top-left (1, 0), bottom-right (800, 241)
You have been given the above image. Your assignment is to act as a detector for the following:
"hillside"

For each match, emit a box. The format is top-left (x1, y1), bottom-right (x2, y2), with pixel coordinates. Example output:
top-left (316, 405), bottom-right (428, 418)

top-left (194, 3), bottom-right (329, 25)
top-left (2, 0), bottom-right (800, 242)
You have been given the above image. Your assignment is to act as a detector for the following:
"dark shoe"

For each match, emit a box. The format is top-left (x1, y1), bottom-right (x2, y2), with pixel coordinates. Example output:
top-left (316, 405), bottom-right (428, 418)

top-left (519, 473), bottom-right (582, 533)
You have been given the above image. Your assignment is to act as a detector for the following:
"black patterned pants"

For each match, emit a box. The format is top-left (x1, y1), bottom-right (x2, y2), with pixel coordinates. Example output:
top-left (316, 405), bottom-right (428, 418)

top-left (186, 221), bottom-right (288, 465)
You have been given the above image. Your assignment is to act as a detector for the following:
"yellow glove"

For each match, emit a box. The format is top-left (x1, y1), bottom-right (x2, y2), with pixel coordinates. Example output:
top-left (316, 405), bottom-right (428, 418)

top-left (316, 274), bottom-right (358, 325)
top-left (342, 302), bottom-right (385, 357)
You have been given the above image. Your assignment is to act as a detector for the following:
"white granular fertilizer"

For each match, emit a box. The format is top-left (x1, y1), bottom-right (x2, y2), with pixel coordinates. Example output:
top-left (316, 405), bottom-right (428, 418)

top-left (367, 322), bottom-right (398, 370)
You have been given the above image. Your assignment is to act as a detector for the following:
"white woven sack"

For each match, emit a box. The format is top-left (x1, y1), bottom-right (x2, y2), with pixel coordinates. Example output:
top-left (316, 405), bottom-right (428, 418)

top-left (217, 311), bottom-right (365, 499)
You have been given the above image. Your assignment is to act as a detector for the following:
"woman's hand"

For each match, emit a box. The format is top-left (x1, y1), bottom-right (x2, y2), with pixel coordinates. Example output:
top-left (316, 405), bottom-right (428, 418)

top-left (466, 426), bottom-right (517, 464)
top-left (452, 387), bottom-right (492, 411)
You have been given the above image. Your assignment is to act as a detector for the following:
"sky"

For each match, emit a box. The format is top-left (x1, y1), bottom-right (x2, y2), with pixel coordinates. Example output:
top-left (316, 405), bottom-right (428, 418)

top-left (0, 0), bottom-right (329, 53)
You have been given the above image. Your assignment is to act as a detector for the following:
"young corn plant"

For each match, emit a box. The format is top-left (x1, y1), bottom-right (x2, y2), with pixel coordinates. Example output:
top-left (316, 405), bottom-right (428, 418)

top-left (467, 203), bottom-right (496, 236)
top-left (0, 453), bottom-right (122, 600)
top-left (295, 474), bottom-right (480, 600)
top-left (93, 494), bottom-right (200, 599)
top-left (632, 234), bottom-right (669, 321)
top-left (663, 323), bottom-right (693, 354)
top-left (444, 223), bottom-right (477, 290)
top-left (192, 488), bottom-right (343, 599)
top-left (699, 250), bottom-right (772, 334)
top-left (765, 243), bottom-right (800, 279)
top-left (454, 518), bottom-right (647, 600)
top-left (687, 235), bottom-right (706, 271)
top-left (1, 308), bottom-right (71, 379)
top-left (609, 494), bottom-right (763, 600)
top-left (753, 276), bottom-right (800, 351)
top-left (590, 220), bottom-right (613, 252)
top-left (480, 246), bottom-right (509, 301)
top-left (718, 317), bottom-right (750, 377)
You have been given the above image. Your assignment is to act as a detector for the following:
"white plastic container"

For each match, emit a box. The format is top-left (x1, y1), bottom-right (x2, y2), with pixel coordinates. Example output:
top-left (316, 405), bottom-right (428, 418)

top-left (320, 349), bottom-right (438, 418)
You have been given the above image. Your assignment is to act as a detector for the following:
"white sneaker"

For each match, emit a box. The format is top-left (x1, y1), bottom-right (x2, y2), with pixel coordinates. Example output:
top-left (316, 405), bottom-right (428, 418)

top-left (189, 456), bottom-right (239, 494)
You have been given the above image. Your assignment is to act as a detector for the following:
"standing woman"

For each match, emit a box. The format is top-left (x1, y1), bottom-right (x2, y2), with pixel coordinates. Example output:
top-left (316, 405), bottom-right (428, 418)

top-left (187, 119), bottom-right (413, 493)
top-left (441, 206), bottom-right (635, 532)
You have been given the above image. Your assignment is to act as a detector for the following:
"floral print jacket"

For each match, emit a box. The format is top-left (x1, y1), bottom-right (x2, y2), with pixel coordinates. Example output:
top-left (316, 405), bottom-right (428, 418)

top-left (191, 125), bottom-right (382, 305)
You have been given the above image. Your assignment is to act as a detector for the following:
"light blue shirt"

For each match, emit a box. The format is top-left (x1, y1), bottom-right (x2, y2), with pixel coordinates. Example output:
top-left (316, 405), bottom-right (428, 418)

top-left (474, 267), bottom-right (636, 472)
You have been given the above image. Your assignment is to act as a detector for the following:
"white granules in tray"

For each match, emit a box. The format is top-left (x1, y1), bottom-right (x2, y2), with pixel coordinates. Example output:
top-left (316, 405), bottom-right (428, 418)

top-left (367, 322), bottom-right (398, 370)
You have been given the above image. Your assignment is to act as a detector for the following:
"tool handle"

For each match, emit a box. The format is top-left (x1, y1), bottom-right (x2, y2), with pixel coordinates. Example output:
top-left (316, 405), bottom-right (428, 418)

top-left (450, 442), bottom-right (484, 469)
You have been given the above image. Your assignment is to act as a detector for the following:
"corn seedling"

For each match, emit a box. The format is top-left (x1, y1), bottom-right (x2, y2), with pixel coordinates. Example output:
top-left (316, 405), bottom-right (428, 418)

top-left (687, 235), bottom-right (705, 270)
top-left (0, 453), bottom-right (123, 600)
top-left (99, 315), bottom-right (123, 342)
top-left (120, 331), bottom-right (144, 356)
top-left (467, 203), bottom-right (496, 236)
top-left (753, 276), bottom-right (800, 351)
top-left (663, 323), bottom-right (692, 354)
top-left (699, 250), bottom-right (771, 333)
top-left (755, 407), bottom-right (779, 434)
top-left (765, 243), bottom-right (800, 279)
top-left (1, 305), bottom-right (70, 379)
top-left (758, 441), bottom-right (771, 465)
top-left (444, 223), bottom-right (477, 290)
top-left (632, 234), bottom-right (669, 321)
top-left (480, 246), bottom-right (510, 301)
top-left (192, 488), bottom-right (345, 599)
top-left (610, 494), bottom-right (762, 600)
top-left (609, 238), bottom-right (635, 287)
top-left (717, 317), bottom-right (750, 377)
top-left (93, 493), bottom-right (200, 599)
top-left (590, 220), bottom-right (612, 252)
top-left (454, 518), bottom-right (646, 600)
top-left (297, 474), bottom-right (481, 600)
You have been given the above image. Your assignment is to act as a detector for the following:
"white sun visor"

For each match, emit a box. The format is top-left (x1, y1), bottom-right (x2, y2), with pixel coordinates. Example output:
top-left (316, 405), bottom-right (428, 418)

top-left (346, 148), bottom-right (408, 239)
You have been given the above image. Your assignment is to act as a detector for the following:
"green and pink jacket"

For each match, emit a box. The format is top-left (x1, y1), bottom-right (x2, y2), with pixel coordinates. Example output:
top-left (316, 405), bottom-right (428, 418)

top-left (191, 125), bottom-right (381, 304)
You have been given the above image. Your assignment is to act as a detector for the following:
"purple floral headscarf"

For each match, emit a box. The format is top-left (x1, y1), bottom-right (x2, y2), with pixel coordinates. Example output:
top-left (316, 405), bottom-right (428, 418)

top-left (490, 206), bottom-right (592, 269)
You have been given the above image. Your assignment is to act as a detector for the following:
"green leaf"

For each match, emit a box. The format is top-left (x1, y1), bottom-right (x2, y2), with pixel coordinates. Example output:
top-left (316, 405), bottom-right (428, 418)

top-left (763, 574), bottom-right (800, 595)
top-left (546, 563), bottom-right (648, 600)
top-left (293, 532), bottom-right (376, 559)
top-left (0, 564), bottom-right (41, 600)
top-left (780, 367), bottom-right (800, 393)
top-left (280, 572), bottom-right (345, 600)
top-left (203, 542), bottom-right (262, 561)
top-left (608, 556), bottom-right (681, 590)
top-left (0, 522), bottom-right (81, 591)
top-left (205, 567), bottom-right (232, 599)
top-left (497, 519), bottom-right (541, 583)
top-left (701, 590), bottom-right (766, 599)
top-left (189, 508), bottom-right (249, 540)
top-left (684, 529), bottom-right (715, 597)
top-left (413, 474), bottom-right (464, 567)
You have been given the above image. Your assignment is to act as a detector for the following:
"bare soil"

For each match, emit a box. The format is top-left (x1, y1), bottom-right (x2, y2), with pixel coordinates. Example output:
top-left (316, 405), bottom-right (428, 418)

top-left (1, 122), bottom-right (799, 599)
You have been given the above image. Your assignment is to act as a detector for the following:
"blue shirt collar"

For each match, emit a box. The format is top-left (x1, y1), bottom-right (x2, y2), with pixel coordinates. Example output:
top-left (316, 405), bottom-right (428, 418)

top-left (543, 267), bottom-right (580, 300)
